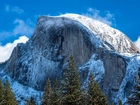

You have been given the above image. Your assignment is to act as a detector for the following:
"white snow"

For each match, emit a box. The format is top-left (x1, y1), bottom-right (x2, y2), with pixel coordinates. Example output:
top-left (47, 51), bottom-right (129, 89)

top-left (79, 54), bottom-right (105, 88)
top-left (37, 14), bottom-right (102, 48)
top-left (37, 13), bottom-right (139, 53)
top-left (115, 55), bottom-right (140, 104)
top-left (0, 71), bottom-right (42, 105)
top-left (60, 13), bottom-right (139, 53)
top-left (86, 54), bottom-right (105, 81)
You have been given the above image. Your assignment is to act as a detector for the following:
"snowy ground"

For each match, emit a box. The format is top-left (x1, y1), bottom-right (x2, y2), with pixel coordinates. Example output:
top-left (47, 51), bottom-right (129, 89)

top-left (0, 70), bottom-right (42, 105)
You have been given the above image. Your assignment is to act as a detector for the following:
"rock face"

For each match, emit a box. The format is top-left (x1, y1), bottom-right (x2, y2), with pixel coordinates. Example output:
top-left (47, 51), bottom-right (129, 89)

top-left (94, 48), bottom-right (126, 103)
top-left (61, 14), bottom-right (139, 53)
top-left (2, 14), bottom-right (140, 104)
top-left (5, 16), bottom-right (99, 90)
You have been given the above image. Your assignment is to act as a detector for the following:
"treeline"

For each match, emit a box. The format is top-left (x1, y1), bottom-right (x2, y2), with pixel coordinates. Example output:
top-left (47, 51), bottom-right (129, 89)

top-left (0, 79), bottom-right (17, 105)
top-left (2, 56), bottom-right (140, 105)
top-left (41, 56), bottom-right (107, 105)
top-left (0, 79), bottom-right (36, 105)
top-left (0, 56), bottom-right (108, 105)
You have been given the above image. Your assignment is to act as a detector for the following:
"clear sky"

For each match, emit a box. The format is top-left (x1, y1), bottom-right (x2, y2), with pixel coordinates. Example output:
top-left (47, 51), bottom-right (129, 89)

top-left (0, 0), bottom-right (140, 62)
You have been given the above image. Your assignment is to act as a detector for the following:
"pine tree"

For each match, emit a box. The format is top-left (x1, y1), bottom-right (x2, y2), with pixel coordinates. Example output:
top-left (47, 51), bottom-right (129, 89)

top-left (51, 79), bottom-right (61, 105)
top-left (41, 78), bottom-right (52, 105)
top-left (25, 97), bottom-right (36, 105)
top-left (3, 80), bottom-right (17, 105)
top-left (61, 55), bottom-right (81, 105)
top-left (119, 100), bottom-right (122, 105)
top-left (0, 79), bottom-right (4, 105)
top-left (88, 73), bottom-right (107, 105)
top-left (127, 70), bottom-right (140, 104)
top-left (79, 91), bottom-right (90, 105)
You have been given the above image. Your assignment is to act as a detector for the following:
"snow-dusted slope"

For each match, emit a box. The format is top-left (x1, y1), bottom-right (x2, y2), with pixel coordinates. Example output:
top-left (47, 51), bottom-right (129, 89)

top-left (0, 70), bottom-right (42, 105)
top-left (60, 13), bottom-right (139, 53)
top-left (115, 54), bottom-right (140, 104)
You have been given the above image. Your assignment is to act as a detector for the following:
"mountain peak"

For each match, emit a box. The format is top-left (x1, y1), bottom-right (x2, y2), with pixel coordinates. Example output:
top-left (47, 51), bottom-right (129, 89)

top-left (59, 13), bottom-right (139, 53)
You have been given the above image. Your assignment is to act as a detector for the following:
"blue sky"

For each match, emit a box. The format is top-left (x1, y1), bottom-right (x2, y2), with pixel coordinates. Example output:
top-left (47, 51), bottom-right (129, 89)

top-left (0, 0), bottom-right (140, 62)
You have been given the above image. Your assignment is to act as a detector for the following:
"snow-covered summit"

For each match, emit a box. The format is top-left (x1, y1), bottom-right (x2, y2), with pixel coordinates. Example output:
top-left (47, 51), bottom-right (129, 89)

top-left (60, 13), bottom-right (139, 53)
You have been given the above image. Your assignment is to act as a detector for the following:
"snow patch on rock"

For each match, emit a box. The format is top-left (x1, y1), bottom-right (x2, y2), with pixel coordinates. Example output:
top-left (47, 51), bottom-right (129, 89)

top-left (60, 13), bottom-right (139, 53)
top-left (79, 54), bottom-right (105, 88)
top-left (116, 55), bottom-right (140, 104)
top-left (0, 71), bottom-right (42, 105)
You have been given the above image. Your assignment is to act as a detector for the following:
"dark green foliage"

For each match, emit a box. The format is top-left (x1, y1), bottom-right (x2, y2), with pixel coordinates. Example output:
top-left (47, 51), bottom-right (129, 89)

top-left (127, 70), bottom-right (140, 104)
top-left (41, 56), bottom-right (108, 105)
top-left (41, 78), bottom-right (52, 105)
top-left (79, 91), bottom-right (90, 105)
top-left (41, 79), bottom-right (61, 105)
top-left (50, 79), bottom-right (61, 105)
top-left (61, 55), bottom-right (81, 105)
top-left (119, 100), bottom-right (122, 105)
top-left (0, 79), bottom-right (4, 105)
top-left (88, 73), bottom-right (107, 105)
top-left (25, 97), bottom-right (36, 105)
top-left (3, 80), bottom-right (17, 105)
